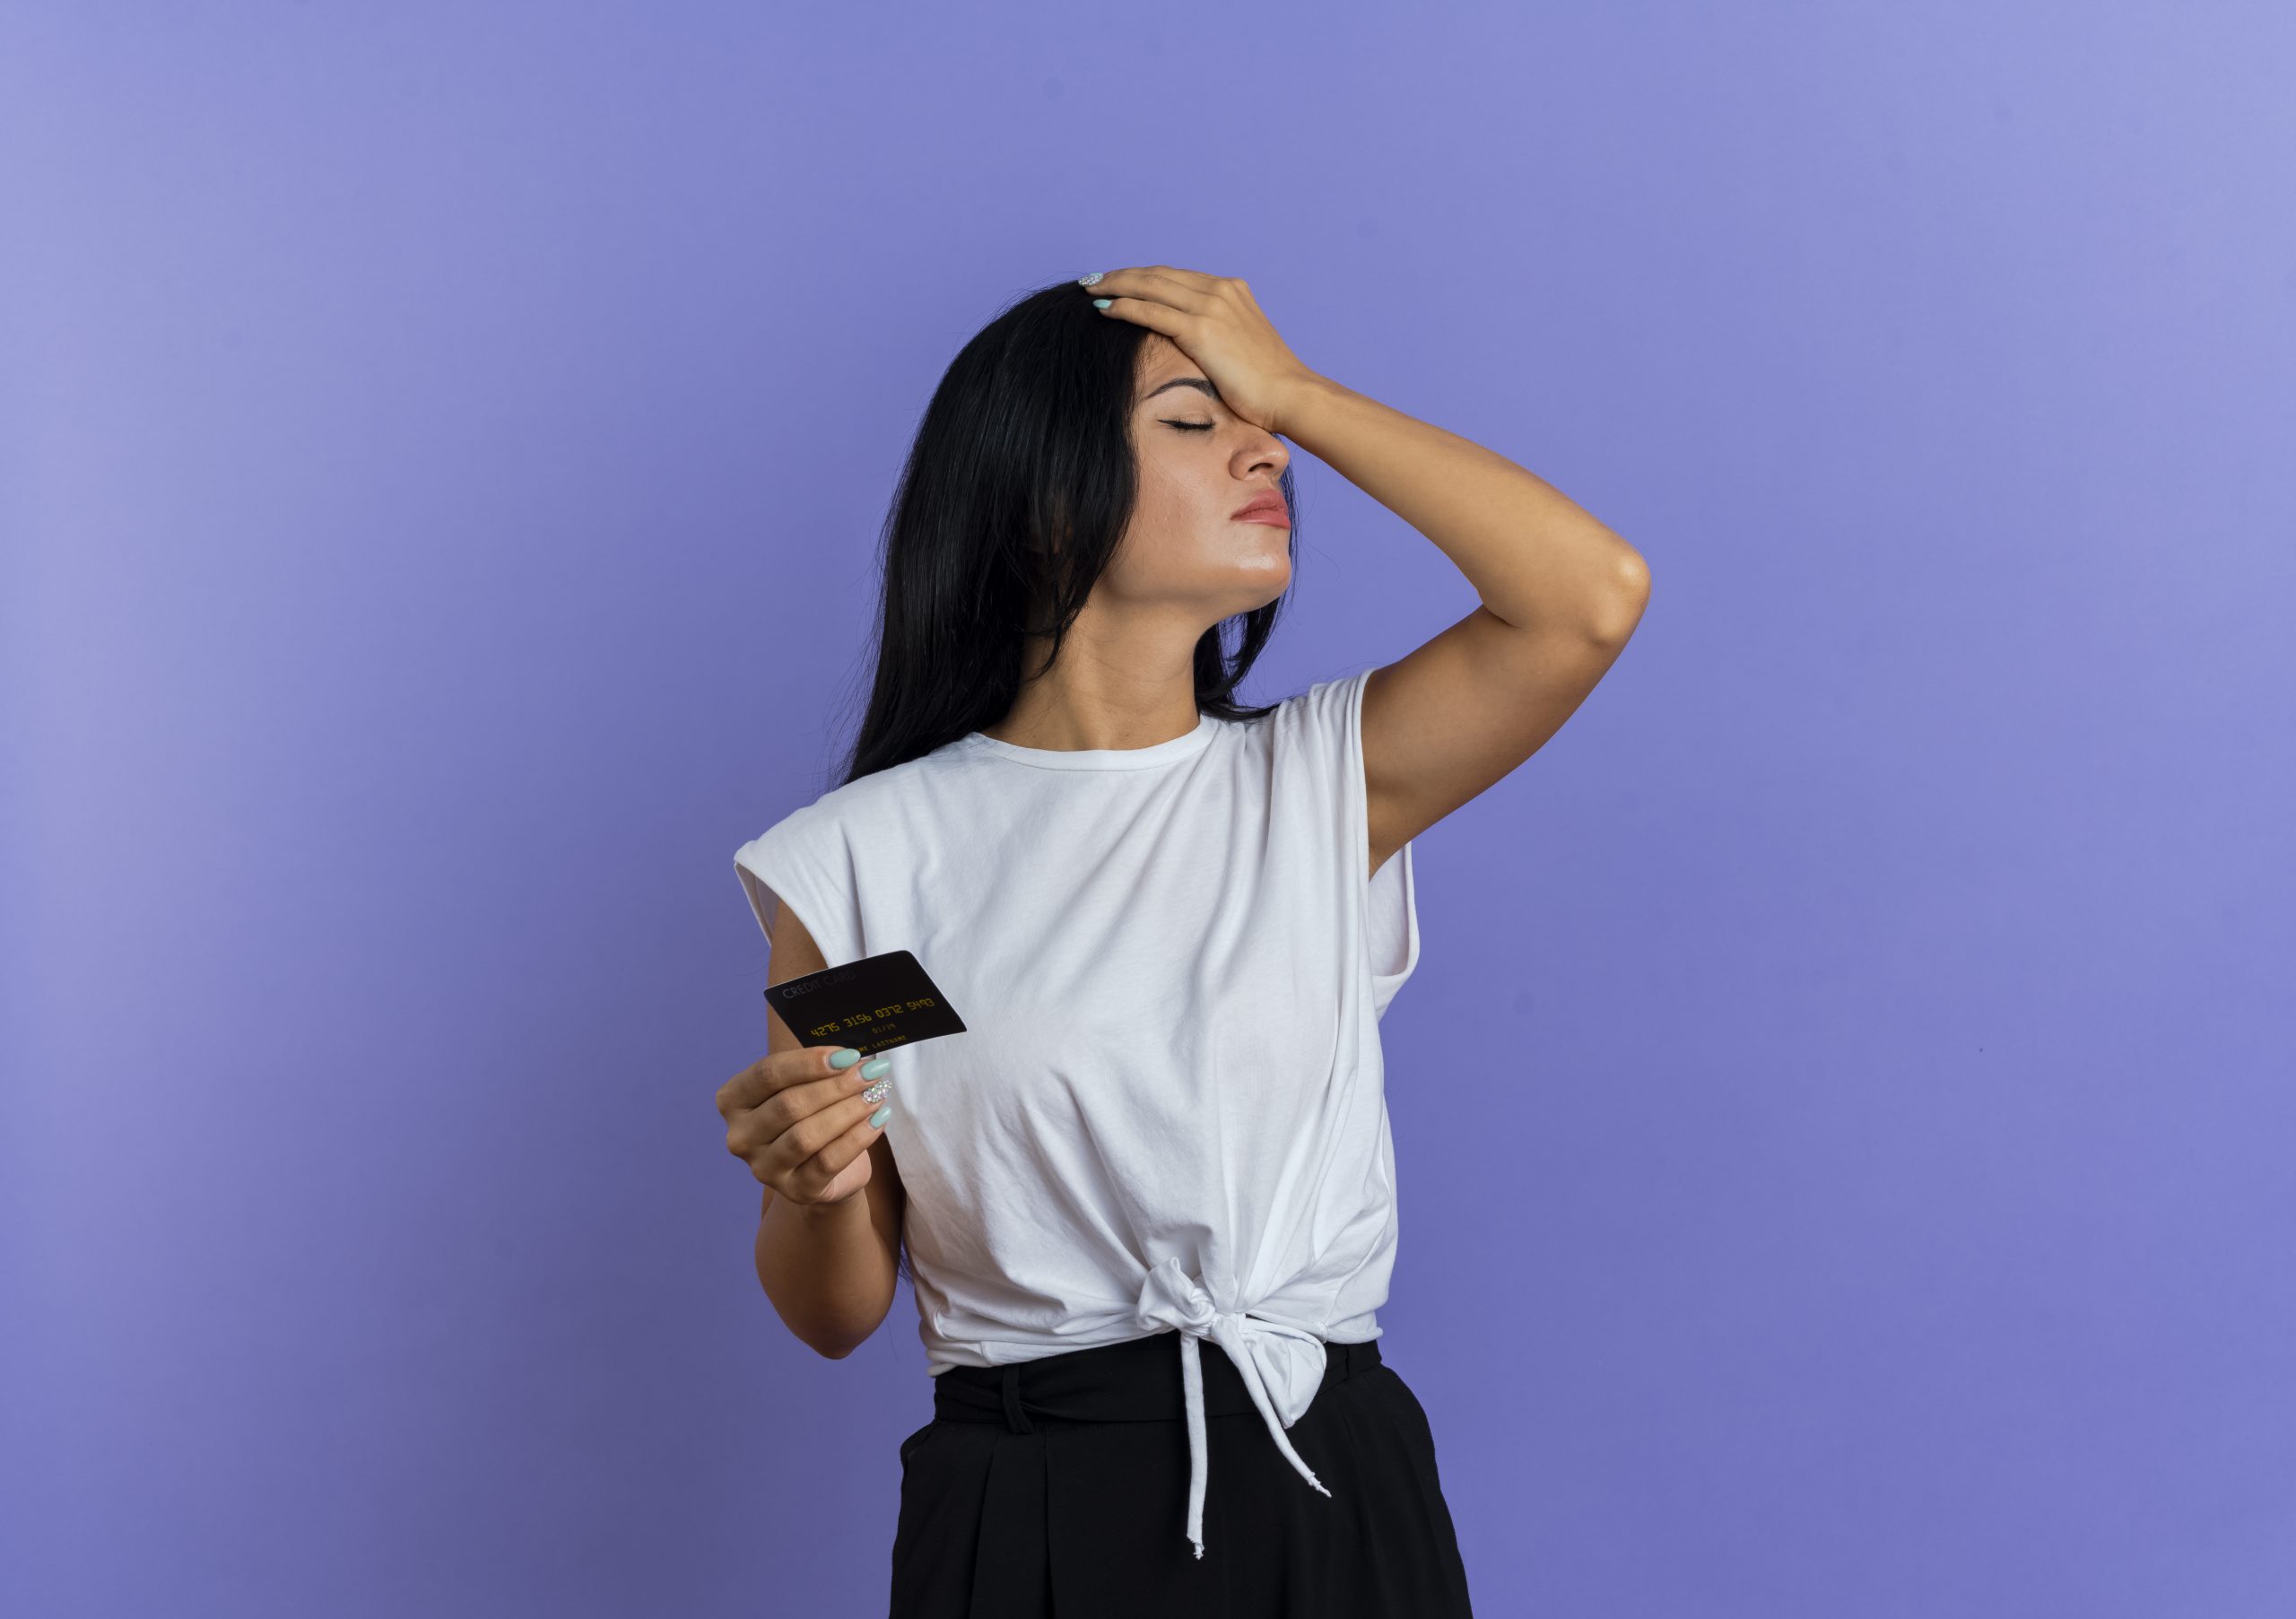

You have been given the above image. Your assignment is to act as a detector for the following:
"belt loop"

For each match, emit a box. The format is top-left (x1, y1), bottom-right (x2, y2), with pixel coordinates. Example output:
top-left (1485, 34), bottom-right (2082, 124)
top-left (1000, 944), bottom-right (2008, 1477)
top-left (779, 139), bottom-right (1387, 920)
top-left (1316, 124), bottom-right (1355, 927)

top-left (999, 1363), bottom-right (1034, 1433)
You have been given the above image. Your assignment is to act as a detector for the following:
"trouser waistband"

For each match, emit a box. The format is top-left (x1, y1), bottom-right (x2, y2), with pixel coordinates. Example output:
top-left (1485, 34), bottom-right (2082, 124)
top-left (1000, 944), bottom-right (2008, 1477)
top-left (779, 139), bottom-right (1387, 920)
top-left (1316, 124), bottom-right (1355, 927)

top-left (931, 1328), bottom-right (1382, 1433)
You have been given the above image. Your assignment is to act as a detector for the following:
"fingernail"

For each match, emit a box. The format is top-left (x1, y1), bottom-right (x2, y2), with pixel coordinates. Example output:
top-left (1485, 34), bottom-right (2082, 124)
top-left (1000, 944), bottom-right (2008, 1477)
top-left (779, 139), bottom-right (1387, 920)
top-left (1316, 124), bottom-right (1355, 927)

top-left (830, 1048), bottom-right (862, 1069)
top-left (1091, 298), bottom-right (1111, 309)
top-left (1076, 271), bottom-right (1102, 286)
top-left (862, 1077), bottom-right (891, 1104)
top-left (869, 1104), bottom-right (893, 1128)
top-left (860, 1058), bottom-right (891, 1080)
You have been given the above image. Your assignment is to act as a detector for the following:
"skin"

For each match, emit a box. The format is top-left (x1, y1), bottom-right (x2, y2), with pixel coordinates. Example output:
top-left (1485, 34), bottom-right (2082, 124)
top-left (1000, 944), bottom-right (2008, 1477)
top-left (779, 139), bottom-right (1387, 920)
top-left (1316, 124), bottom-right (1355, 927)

top-left (722, 265), bottom-right (1652, 1357)
top-left (977, 331), bottom-right (1298, 757)
top-left (1076, 266), bottom-right (1652, 883)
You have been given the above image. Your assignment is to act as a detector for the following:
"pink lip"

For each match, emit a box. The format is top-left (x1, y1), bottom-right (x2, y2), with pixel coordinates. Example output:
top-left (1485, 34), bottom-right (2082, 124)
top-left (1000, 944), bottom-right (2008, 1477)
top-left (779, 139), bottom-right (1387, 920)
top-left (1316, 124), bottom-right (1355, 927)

top-left (1231, 496), bottom-right (1290, 527)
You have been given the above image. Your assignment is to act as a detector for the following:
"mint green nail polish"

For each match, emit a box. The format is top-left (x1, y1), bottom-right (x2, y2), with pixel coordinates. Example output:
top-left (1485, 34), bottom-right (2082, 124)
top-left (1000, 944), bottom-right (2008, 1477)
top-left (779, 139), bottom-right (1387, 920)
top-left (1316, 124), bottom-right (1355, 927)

top-left (1091, 297), bottom-right (1111, 309)
top-left (830, 1048), bottom-right (862, 1069)
top-left (861, 1058), bottom-right (891, 1080)
top-left (869, 1104), bottom-right (892, 1128)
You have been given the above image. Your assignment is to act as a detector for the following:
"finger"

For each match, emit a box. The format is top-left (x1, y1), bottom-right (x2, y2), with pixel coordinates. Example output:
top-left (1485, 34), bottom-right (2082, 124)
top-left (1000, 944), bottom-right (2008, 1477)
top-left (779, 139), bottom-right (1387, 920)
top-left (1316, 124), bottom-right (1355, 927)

top-left (718, 1042), bottom-right (865, 1119)
top-left (1090, 293), bottom-right (1187, 337)
top-left (754, 1060), bottom-right (880, 1144)
top-left (789, 1103), bottom-right (894, 1198)
top-left (726, 1056), bottom-right (882, 1157)
top-left (1118, 266), bottom-right (1252, 308)
top-left (1109, 264), bottom-right (1223, 293)
top-left (744, 1079), bottom-right (876, 1185)
top-left (757, 1079), bottom-right (891, 1185)
top-left (1087, 268), bottom-right (1210, 314)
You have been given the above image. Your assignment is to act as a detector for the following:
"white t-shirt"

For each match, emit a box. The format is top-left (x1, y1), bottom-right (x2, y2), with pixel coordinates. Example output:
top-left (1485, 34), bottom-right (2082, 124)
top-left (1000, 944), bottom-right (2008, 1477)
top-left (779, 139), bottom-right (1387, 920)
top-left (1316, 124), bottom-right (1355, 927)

top-left (733, 665), bottom-right (1422, 1560)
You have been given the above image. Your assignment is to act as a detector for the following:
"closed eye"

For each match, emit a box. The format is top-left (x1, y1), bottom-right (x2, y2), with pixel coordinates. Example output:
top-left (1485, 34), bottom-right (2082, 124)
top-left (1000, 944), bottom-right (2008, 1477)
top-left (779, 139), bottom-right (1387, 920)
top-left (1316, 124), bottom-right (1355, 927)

top-left (1163, 420), bottom-right (1215, 432)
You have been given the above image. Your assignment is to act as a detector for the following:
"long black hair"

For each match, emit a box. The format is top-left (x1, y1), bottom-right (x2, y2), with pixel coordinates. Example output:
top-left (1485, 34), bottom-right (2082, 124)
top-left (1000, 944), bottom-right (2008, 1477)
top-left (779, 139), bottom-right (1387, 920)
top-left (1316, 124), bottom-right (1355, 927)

top-left (833, 277), bottom-right (1300, 788)
top-left (825, 280), bottom-right (1301, 1288)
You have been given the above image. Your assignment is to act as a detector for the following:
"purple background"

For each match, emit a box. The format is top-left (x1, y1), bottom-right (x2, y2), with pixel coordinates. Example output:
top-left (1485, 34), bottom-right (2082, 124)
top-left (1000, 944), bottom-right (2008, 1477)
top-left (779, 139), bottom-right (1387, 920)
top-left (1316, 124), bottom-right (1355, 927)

top-left (6, 4), bottom-right (2292, 1615)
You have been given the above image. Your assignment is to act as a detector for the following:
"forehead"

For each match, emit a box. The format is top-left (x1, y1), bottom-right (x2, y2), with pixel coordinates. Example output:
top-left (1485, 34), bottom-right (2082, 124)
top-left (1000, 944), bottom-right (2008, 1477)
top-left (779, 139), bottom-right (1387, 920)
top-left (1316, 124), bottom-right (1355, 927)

top-left (1134, 336), bottom-right (1214, 402)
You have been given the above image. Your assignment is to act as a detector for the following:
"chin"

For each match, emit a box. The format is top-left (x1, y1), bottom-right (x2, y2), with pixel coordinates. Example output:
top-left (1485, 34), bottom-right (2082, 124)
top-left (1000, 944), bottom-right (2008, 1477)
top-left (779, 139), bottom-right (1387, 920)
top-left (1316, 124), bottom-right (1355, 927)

top-left (1237, 568), bottom-right (1292, 612)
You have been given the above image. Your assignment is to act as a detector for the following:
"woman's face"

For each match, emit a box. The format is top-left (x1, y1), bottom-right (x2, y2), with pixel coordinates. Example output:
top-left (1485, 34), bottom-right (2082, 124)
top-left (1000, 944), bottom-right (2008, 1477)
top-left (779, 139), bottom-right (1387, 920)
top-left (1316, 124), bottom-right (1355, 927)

top-left (1101, 335), bottom-right (1293, 622)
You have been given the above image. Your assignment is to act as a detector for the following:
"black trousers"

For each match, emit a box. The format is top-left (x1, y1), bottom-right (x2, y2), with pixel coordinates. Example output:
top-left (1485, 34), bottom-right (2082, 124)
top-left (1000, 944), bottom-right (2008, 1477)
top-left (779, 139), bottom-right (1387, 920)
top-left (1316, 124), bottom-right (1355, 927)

top-left (889, 1328), bottom-right (1475, 1617)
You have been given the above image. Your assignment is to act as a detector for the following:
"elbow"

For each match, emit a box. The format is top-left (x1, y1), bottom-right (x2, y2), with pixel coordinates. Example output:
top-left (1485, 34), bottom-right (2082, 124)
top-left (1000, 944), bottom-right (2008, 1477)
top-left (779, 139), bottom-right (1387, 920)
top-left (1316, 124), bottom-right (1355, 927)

top-left (1587, 549), bottom-right (1650, 646)
top-left (767, 1290), bottom-right (889, 1361)
top-left (810, 1293), bottom-right (895, 1359)
top-left (776, 1301), bottom-right (883, 1361)
top-left (756, 1270), bottom-right (885, 1362)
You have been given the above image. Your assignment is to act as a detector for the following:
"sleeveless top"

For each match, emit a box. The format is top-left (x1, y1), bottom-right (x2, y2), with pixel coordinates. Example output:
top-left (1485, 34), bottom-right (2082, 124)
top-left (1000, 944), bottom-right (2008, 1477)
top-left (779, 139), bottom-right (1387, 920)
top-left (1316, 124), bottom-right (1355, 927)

top-left (733, 666), bottom-right (1422, 1560)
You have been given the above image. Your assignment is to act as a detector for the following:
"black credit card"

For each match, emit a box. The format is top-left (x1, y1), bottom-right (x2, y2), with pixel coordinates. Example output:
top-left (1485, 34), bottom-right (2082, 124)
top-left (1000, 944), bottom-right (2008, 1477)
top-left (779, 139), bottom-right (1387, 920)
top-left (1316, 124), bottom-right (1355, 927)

top-left (762, 948), bottom-right (968, 1056)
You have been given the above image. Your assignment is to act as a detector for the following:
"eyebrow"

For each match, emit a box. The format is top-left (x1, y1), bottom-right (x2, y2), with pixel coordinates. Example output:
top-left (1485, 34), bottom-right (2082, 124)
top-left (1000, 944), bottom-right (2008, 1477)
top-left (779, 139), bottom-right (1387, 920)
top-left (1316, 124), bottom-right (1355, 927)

top-left (1141, 377), bottom-right (1221, 405)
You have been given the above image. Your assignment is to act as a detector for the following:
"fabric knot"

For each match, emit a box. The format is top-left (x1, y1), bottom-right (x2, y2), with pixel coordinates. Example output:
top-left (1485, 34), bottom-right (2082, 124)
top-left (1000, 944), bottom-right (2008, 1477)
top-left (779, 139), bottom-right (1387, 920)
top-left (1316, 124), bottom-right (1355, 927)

top-left (1131, 1256), bottom-right (1333, 1559)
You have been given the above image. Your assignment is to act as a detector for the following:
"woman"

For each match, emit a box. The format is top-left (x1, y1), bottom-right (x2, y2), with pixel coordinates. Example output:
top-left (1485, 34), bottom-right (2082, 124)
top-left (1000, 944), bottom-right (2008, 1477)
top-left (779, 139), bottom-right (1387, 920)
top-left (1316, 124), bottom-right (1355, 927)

top-left (718, 265), bottom-right (1649, 1617)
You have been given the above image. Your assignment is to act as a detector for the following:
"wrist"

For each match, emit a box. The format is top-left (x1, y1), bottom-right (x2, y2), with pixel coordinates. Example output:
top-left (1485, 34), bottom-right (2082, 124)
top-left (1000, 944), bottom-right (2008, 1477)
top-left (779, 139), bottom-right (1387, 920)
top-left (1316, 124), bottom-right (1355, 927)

top-left (1273, 370), bottom-right (1343, 440)
top-left (778, 1188), bottom-right (865, 1227)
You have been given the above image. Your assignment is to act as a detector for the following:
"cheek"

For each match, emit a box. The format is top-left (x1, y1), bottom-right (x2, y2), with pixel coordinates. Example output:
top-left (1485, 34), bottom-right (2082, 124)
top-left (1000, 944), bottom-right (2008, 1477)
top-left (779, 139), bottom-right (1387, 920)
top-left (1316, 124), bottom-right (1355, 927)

top-left (1138, 454), bottom-right (1237, 544)
top-left (1115, 441), bottom-right (1283, 592)
top-left (1130, 455), bottom-right (1189, 529)
top-left (1113, 456), bottom-right (1203, 567)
